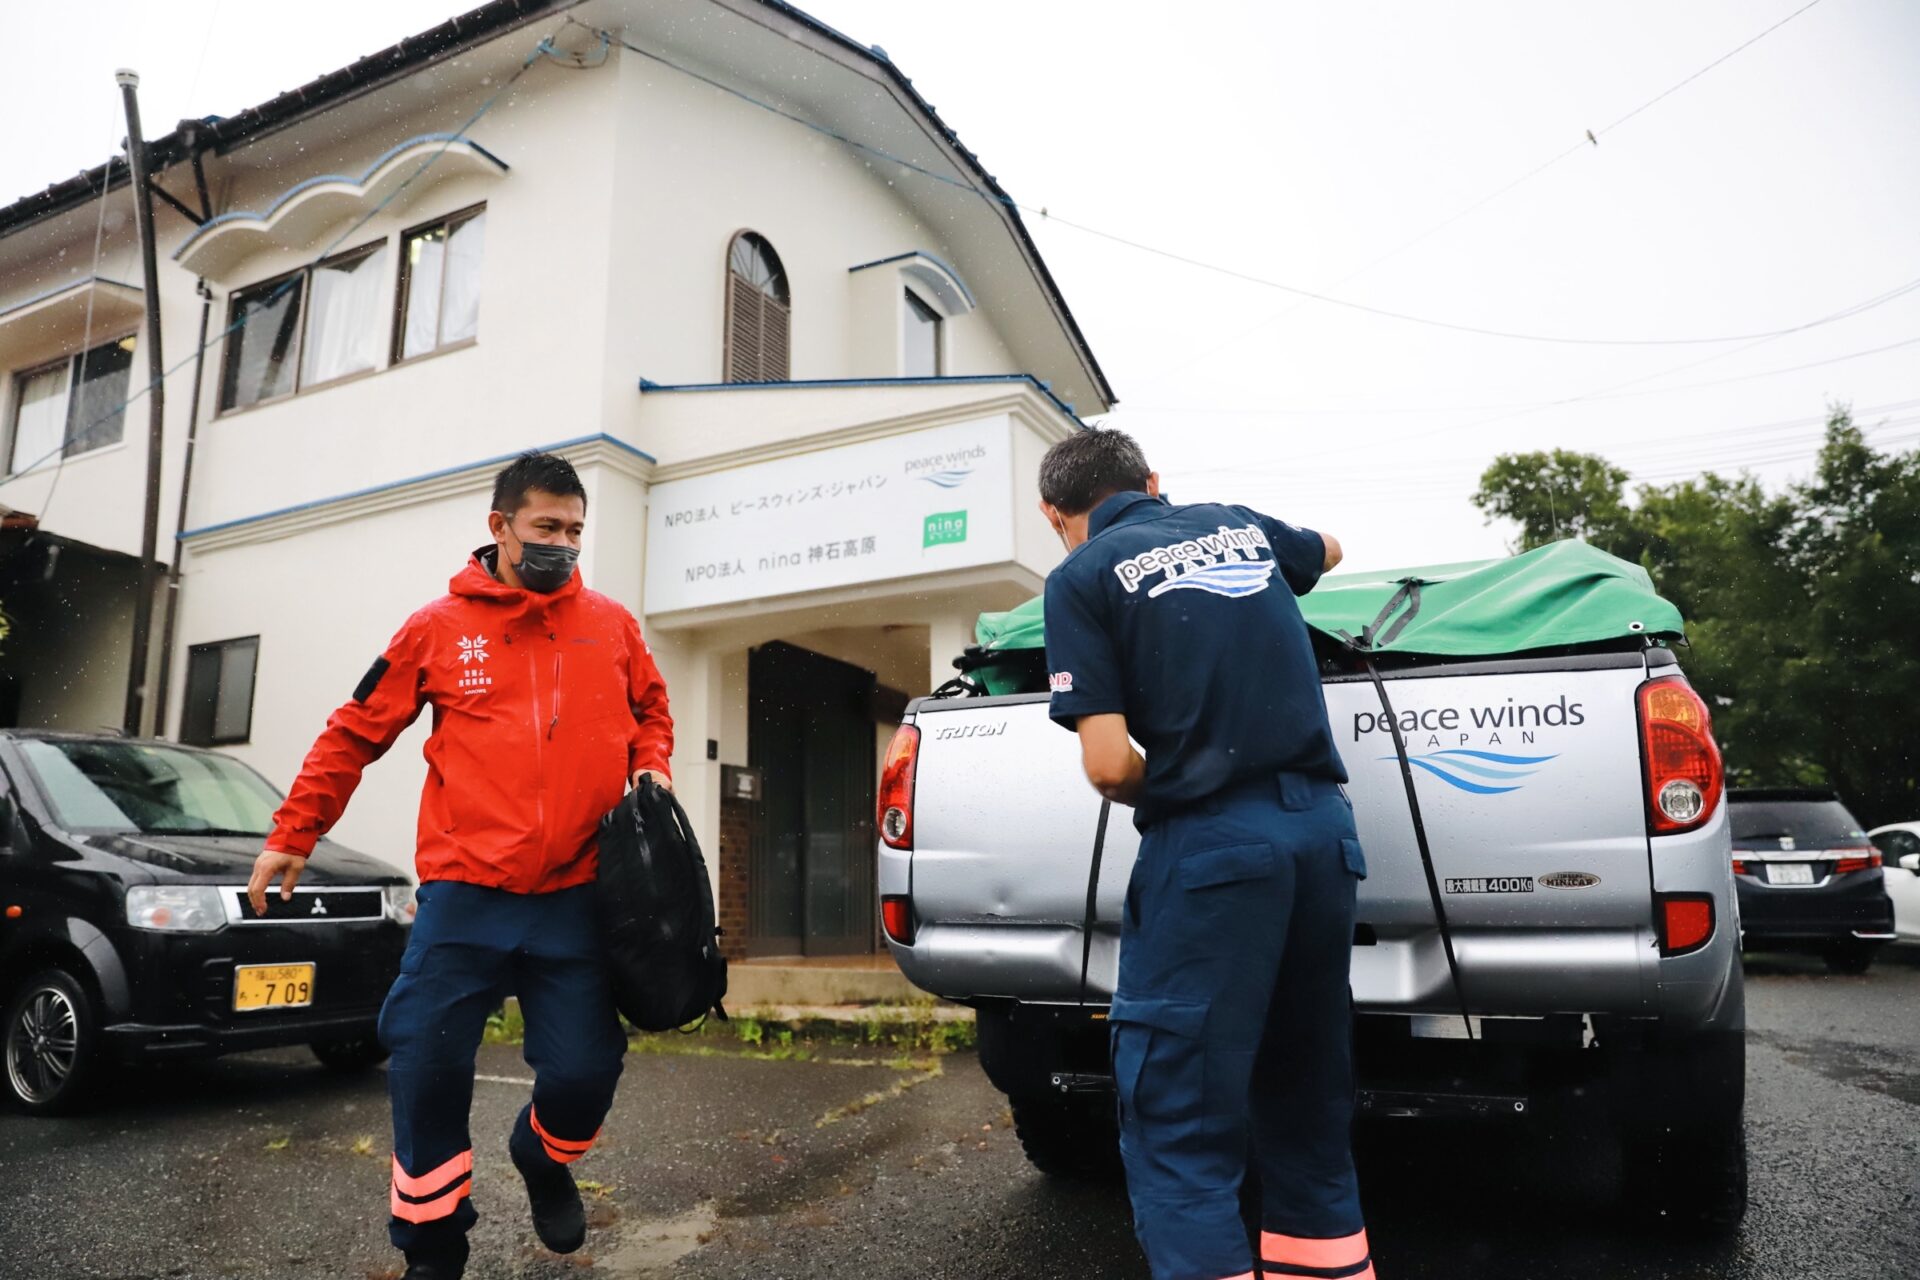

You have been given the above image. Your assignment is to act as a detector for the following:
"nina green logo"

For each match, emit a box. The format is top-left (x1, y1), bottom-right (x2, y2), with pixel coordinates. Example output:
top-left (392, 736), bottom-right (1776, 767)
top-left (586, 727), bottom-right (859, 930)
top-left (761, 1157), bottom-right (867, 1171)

top-left (923, 510), bottom-right (968, 548)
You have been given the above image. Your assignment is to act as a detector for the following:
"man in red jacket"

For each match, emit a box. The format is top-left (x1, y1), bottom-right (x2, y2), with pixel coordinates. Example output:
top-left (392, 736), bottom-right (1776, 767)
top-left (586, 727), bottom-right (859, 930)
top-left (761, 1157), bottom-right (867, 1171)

top-left (248, 452), bottom-right (672, 1280)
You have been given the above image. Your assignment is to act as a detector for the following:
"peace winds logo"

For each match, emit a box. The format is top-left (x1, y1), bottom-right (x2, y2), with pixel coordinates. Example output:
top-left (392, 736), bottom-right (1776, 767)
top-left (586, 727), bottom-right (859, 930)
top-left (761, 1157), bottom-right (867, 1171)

top-left (1382, 749), bottom-right (1558, 795)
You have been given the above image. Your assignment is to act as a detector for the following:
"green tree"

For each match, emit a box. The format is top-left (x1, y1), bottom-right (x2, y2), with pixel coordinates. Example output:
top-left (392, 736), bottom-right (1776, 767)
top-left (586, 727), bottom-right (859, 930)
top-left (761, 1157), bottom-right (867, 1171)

top-left (1469, 449), bottom-right (1641, 555)
top-left (1473, 408), bottom-right (1920, 825)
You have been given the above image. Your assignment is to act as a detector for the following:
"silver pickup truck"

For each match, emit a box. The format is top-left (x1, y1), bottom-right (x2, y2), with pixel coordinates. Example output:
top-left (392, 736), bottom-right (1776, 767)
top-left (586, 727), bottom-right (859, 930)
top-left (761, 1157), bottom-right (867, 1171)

top-left (876, 548), bottom-right (1747, 1229)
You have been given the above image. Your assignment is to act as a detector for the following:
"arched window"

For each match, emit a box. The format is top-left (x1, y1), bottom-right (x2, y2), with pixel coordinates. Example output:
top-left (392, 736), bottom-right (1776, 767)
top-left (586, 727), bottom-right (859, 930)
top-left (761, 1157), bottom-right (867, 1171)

top-left (724, 232), bottom-right (791, 383)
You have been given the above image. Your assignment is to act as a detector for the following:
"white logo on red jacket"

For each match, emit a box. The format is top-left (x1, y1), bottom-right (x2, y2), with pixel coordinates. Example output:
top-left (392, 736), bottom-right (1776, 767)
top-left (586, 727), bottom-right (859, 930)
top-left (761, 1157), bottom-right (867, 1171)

top-left (457, 635), bottom-right (494, 693)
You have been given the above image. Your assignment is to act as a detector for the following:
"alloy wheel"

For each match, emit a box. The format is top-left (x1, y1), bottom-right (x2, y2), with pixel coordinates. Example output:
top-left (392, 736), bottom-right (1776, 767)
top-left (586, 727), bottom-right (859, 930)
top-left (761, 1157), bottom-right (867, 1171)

top-left (6, 984), bottom-right (79, 1105)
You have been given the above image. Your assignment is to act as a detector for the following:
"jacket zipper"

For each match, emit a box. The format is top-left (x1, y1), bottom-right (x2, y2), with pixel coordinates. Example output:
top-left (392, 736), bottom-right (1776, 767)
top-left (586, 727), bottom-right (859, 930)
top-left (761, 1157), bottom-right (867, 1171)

top-left (550, 654), bottom-right (562, 740)
top-left (528, 646), bottom-right (546, 860)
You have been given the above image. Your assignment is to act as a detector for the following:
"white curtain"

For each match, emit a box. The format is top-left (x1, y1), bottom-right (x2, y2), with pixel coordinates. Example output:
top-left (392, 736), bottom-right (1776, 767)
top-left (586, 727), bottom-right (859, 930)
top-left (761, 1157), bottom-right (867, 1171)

top-left (440, 210), bottom-right (486, 346)
top-left (9, 363), bottom-right (68, 474)
top-left (401, 229), bottom-right (447, 359)
top-left (300, 245), bottom-right (389, 386)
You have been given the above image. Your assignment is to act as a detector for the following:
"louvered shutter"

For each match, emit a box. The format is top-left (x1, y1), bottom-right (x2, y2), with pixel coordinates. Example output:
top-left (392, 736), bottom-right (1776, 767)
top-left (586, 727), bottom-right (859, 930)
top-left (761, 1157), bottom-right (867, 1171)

top-left (725, 273), bottom-right (762, 383)
top-left (761, 297), bottom-right (791, 381)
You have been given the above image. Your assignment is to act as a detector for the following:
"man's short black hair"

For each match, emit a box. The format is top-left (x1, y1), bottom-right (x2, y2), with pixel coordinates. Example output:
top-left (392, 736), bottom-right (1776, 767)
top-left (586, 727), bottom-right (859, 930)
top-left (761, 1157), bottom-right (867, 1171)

top-left (1037, 428), bottom-right (1152, 516)
top-left (493, 451), bottom-right (588, 516)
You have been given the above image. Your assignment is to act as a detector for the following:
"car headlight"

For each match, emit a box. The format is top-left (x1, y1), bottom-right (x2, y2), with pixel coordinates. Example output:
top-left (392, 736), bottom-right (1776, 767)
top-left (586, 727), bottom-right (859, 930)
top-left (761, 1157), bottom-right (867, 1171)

top-left (383, 883), bottom-right (418, 925)
top-left (125, 885), bottom-right (226, 932)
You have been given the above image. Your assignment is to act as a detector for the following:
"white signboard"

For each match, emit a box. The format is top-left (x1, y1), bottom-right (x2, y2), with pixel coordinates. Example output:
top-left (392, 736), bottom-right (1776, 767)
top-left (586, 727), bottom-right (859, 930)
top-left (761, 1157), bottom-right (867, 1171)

top-left (644, 416), bottom-right (1015, 614)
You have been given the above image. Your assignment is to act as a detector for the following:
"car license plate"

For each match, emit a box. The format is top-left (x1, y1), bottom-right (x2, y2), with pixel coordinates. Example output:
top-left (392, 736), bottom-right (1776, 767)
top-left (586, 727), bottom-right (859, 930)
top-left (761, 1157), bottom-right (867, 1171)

top-left (233, 963), bottom-right (316, 1012)
top-left (1769, 862), bottom-right (1815, 885)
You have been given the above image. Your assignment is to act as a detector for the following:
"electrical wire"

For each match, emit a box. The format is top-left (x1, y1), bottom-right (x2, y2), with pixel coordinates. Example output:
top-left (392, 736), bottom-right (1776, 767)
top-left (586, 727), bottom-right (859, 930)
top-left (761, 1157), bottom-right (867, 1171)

top-left (22, 106), bottom-right (120, 529)
top-left (1118, 330), bottom-right (1920, 421)
top-left (7, 28), bottom-right (570, 486)
top-left (1147, 0), bottom-right (1834, 379)
top-left (582, 17), bottom-right (1893, 351)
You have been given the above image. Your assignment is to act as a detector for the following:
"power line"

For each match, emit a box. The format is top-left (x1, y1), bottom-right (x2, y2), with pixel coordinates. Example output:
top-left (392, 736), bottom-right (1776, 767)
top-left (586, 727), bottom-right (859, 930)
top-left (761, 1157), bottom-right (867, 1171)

top-left (1118, 330), bottom-right (1920, 421)
top-left (7, 29), bottom-right (567, 485)
top-left (585, 17), bottom-right (1890, 351)
top-left (1117, 0), bottom-right (1837, 379)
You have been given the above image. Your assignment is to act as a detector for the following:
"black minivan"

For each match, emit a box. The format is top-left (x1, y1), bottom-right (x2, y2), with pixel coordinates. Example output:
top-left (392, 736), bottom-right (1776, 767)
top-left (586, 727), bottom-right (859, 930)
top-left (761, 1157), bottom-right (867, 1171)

top-left (1728, 787), bottom-right (1896, 973)
top-left (0, 731), bottom-right (414, 1114)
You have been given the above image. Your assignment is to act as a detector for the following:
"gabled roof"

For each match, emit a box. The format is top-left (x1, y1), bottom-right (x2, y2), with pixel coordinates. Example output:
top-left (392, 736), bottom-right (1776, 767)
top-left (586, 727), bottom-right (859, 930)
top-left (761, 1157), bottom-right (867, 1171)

top-left (0, 0), bottom-right (1115, 408)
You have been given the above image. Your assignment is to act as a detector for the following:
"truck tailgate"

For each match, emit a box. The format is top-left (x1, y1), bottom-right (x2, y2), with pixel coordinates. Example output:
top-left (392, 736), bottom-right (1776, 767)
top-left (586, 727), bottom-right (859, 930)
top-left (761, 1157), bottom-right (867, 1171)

top-left (892, 658), bottom-right (1660, 1012)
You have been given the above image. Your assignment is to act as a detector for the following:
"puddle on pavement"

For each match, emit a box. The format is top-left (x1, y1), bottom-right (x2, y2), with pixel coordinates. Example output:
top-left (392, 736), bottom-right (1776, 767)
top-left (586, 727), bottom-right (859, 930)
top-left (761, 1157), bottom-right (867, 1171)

top-left (593, 1201), bottom-right (718, 1276)
top-left (1753, 1031), bottom-right (1920, 1106)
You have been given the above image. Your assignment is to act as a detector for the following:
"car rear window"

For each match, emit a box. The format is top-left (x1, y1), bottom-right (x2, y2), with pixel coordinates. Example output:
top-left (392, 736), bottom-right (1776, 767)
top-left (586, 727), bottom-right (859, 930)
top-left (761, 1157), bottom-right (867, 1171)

top-left (1728, 799), bottom-right (1868, 850)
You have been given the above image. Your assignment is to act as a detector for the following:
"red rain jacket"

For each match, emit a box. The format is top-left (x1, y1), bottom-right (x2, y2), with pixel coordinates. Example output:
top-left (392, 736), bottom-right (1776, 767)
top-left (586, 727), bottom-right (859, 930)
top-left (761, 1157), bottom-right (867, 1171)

top-left (267, 549), bottom-right (674, 893)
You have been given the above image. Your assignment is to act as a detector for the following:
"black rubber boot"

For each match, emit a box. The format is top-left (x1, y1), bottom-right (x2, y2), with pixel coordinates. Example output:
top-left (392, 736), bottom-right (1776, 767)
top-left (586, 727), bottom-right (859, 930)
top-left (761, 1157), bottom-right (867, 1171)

top-left (400, 1238), bottom-right (467, 1280)
top-left (509, 1106), bottom-right (587, 1254)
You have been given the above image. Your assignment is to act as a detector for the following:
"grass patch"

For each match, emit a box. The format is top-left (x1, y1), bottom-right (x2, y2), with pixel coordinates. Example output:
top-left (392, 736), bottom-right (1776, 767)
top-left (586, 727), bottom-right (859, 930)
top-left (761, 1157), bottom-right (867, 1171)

top-left (483, 1002), bottom-right (525, 1045)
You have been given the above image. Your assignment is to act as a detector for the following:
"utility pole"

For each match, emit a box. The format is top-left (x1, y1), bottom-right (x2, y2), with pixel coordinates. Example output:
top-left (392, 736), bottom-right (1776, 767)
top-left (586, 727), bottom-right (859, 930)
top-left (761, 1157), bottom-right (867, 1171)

top-left (117, 69), bottom-right (167, 738)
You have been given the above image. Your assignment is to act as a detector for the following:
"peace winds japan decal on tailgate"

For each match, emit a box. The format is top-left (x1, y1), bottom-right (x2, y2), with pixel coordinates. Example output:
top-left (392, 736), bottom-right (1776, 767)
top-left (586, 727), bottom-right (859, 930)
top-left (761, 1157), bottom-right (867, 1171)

top-left (1353, 696), bottom-right (1587, 794)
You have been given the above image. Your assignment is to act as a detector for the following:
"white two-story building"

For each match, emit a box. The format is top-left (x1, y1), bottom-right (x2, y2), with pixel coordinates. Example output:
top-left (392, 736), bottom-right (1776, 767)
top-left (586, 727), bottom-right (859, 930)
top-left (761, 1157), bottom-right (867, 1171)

top-left (0, 0), bottom-right (1113, 960)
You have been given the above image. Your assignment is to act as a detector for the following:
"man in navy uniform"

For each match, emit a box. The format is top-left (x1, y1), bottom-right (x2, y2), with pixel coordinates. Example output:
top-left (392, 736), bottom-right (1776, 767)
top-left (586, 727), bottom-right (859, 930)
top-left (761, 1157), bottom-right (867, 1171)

top-left (1038, 428), bottom-right (1374, 1280)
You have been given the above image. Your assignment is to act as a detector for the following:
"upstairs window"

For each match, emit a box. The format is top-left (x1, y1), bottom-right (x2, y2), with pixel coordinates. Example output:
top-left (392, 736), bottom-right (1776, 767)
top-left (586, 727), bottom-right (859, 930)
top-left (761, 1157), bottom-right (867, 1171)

top-left (724, 232), bottom-right (790, 383)
top-left (221, 241), bottom-right (389, 411)
top-left (397, 205), bottom-right (486, 361)
top-left (7, 335), bottom-right (136, 474)
top-left (903, 288), bottom-right (942, 377)
top-left (181, 636), bottom-right (260, 746)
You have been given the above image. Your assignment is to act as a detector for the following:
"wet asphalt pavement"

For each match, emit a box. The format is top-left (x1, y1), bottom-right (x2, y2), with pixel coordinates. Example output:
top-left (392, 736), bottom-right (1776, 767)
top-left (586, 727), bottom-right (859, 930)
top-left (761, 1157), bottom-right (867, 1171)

top-left (2, 955), bottom-right (1916, 1280)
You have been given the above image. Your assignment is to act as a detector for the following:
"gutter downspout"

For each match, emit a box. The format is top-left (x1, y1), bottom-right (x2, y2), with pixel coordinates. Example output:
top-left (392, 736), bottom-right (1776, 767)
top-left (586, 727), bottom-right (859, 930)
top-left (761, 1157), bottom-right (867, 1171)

top-left (152, 278), bottom-right (213, 739)
top-left (117, 69), bottom-right (168, 739)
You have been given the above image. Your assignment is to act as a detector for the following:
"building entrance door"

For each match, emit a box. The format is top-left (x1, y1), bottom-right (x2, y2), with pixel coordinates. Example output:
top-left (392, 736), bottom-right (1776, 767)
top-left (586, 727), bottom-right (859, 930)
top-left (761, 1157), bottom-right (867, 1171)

top-left (747, 642), bottom-right (878, 956)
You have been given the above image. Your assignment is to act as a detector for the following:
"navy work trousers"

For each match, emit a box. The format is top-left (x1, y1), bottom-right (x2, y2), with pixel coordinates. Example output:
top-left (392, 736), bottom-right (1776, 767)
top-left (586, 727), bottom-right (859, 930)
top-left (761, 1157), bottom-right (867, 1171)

top-left (1112, 772), bottom-right (1373, 1280)
top-left (376, 881), bottom-right (626, 1256)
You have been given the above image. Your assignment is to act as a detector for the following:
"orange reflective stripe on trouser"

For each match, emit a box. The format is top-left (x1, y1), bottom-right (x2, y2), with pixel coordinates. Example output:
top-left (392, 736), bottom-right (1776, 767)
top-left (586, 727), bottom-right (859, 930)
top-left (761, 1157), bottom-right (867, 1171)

top-left (529, 1105), bottom-right (600, 1164)
top-left (1261, 1228), bottom-right (1374, 1277)
top-left (389, 1150), bottom-right (474, 1224)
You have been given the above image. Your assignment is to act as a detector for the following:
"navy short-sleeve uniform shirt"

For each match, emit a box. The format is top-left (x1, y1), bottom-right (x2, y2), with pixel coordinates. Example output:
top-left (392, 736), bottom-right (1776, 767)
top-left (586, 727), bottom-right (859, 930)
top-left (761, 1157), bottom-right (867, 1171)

top-left (1044, 491), bottom-right (1346, 828)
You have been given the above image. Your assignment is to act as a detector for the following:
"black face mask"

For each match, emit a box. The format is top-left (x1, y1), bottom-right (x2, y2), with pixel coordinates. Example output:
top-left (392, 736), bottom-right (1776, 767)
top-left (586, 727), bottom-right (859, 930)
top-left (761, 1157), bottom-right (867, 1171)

top-left (498, 521), bottom-right (579, 593)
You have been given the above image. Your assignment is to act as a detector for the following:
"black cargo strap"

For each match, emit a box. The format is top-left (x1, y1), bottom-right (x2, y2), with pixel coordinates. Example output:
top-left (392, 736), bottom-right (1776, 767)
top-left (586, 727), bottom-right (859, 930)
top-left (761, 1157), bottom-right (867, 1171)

top-left (1077, 798), bottom-right (1114, 1007)
top-left (1340, 590), bottom-right (1474, 1041)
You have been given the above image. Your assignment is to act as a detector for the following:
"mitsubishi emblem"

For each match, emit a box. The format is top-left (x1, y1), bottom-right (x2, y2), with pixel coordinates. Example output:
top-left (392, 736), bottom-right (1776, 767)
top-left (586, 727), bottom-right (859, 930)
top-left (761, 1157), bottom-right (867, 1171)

top-left (310, 898), bottom-right (327, 916)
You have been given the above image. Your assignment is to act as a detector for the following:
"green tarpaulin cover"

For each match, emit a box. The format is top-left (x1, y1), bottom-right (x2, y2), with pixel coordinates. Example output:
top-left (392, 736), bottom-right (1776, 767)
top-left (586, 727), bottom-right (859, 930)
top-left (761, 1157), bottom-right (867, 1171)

top-left (968, 540), bottom-right (1682, 692)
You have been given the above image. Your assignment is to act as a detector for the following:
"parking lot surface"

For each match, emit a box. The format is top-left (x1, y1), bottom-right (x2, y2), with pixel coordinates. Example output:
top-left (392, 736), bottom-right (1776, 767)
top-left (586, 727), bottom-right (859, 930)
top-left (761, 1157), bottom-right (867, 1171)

top-left (2, 956), bottom-right (1916, 1280)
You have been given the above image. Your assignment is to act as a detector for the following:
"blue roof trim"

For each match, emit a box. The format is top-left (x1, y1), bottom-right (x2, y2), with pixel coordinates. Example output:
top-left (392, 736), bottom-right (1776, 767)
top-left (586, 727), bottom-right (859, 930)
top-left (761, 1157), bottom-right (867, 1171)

top-left (846, 250), bottom-right (976, 308)
top-left (178, 432), bottom-right (653, 542)
top-left (0, 276), bottom-right (142, 323)
top-left (636, 372), bottom-right (1083, 427)
top-left (171, 133), bottom-right (510, 261)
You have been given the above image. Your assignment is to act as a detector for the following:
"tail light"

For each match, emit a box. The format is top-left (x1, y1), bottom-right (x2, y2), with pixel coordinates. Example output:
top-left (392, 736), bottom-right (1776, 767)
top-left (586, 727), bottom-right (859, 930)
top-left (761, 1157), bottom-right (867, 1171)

top-left (1831, 848), bottom-right (1882, 875)
top-left (881, 895), bottom-right (914, 945)
top-left (1637, 677), bottom-right (1724, 835)
top-left (1657, 893), bottom-right (1715, 956)
top-left (1730, 858), bottom-right (1749, 876)
top-left (878, 724), bottom-right (920, 850)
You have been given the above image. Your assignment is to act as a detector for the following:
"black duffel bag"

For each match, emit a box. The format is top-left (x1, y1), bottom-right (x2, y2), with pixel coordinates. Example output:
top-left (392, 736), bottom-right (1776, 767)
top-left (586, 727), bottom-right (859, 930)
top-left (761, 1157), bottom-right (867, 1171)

top-left (594, 777), bottom-right (728, 1031)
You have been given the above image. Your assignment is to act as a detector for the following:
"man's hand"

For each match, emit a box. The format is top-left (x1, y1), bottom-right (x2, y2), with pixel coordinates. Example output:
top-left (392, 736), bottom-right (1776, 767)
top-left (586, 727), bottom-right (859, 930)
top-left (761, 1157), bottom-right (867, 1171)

top-left (248, 849), bottom-right (306, 916)
top-left (631, 769), bottom-right (673, 793)
top-left (1321, 532), bottom-right (1344, 572)
top-left (1074, 713), bottom-right (1146, 806)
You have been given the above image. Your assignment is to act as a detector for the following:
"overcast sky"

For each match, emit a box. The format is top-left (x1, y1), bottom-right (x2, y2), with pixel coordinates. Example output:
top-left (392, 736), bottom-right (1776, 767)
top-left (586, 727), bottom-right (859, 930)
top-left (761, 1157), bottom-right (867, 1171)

top-left (5, 0), bottom-right (1916, 570)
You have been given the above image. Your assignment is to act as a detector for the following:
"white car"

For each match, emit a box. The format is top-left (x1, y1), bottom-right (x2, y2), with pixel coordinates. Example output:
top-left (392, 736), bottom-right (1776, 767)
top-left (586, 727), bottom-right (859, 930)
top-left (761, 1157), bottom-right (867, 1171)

top-left (1866, 823), bottom-right (1920, 943)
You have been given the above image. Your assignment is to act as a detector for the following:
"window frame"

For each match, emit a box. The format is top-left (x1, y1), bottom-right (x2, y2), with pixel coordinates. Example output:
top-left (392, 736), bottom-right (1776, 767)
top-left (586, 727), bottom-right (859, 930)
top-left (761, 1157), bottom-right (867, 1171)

top-left (722, 230), bottom-right (792, 384)
top-left (217, 238), bottom-right (391, 416)
top-left (180, 635), bottom-right (261, 748)
top-left (902, 286), bottom-right (944, 377)
top-left (393, 202), bottom-right (488, 366)
top-left (6, 332), bottom-right (141, 476)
